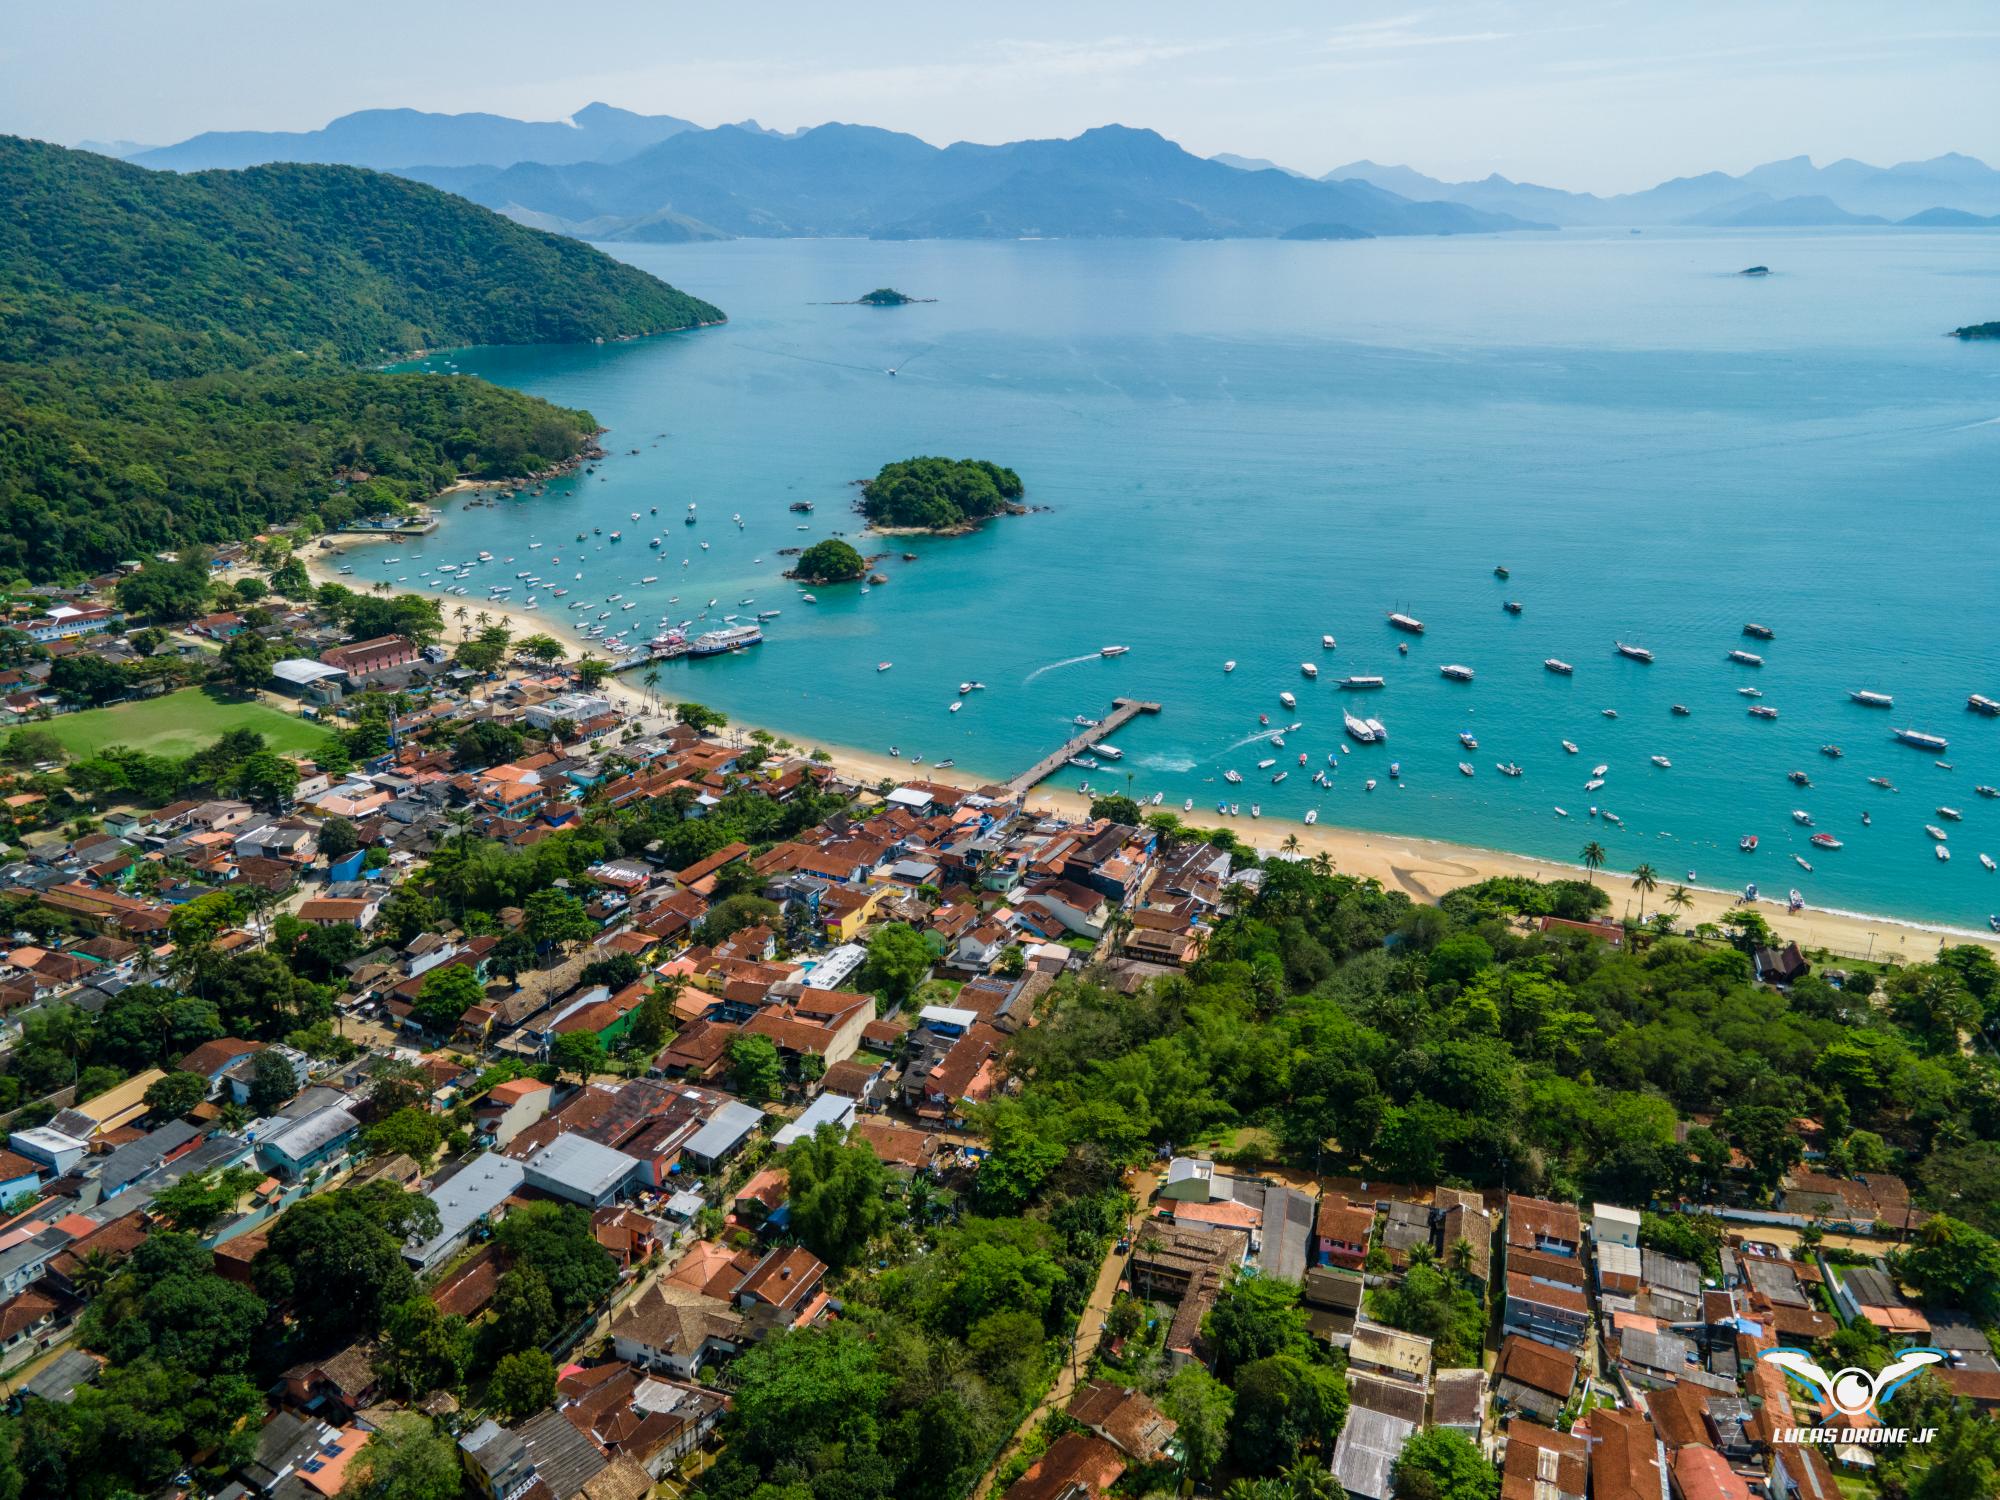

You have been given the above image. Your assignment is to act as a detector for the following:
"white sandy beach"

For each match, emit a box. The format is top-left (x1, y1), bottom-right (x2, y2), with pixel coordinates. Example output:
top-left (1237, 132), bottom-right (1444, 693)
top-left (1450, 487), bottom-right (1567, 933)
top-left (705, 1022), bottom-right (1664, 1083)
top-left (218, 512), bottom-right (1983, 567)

top-left (304, 535), bottom-right (1997, 962)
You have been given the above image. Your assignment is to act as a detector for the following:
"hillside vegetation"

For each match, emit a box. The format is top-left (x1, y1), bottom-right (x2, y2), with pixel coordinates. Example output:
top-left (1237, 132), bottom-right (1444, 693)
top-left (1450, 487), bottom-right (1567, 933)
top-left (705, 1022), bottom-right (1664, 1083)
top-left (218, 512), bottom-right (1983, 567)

top-left (0, 137), bottom-right (723, 578)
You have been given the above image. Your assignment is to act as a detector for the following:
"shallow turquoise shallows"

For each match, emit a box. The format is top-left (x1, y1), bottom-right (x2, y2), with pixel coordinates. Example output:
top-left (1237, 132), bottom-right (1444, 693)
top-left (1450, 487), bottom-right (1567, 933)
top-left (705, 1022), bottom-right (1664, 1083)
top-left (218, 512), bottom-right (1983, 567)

top-left (392, 229), bottom-right (1999, 928)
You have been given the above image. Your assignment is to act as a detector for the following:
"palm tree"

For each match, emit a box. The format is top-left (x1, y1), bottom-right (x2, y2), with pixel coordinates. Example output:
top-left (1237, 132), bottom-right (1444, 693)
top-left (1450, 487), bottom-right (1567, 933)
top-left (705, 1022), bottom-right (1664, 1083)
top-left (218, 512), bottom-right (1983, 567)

top-left (474, 610), bottom-right (490, 634)
top-left (1281, 832), bottom-right (1302, 857)
top-left (1667, 883), bottom-right (1694, 923)
top-left (1631, 862), bottom-right (1660, 920)
top-left (454, 604), bottom-right (469, 638)
top-left (1579, 840), bottom-right (1607, 884)
top-left (70, 1247), bottom-right (118, 1299)
top-left (642, 665), bottom-right (661, 714)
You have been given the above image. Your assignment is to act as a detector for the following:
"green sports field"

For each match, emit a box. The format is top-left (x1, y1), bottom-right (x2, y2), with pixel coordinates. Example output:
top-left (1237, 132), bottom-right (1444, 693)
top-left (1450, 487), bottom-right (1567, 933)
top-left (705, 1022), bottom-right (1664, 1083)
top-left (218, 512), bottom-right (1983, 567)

top-left (41, 688), bottom-right (326, 760)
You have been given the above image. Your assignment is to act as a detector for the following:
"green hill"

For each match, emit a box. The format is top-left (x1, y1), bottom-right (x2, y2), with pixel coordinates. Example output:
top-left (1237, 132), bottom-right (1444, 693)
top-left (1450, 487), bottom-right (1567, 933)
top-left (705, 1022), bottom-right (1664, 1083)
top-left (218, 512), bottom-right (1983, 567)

top-left (0, 137), bottom-right (724, 578)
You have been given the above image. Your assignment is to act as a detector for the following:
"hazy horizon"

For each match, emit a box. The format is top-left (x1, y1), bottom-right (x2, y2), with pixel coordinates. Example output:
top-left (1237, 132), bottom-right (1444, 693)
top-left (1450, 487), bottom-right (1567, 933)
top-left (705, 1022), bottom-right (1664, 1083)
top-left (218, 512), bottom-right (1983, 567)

top-left (7, 1), bottom-right (1999, 195)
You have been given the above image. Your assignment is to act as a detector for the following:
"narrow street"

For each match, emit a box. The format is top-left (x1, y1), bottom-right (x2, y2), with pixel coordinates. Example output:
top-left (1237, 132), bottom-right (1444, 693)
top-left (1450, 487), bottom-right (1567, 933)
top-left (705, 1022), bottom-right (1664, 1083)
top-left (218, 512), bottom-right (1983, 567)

top-left (972, 1166), bottom-right (1159, 1499)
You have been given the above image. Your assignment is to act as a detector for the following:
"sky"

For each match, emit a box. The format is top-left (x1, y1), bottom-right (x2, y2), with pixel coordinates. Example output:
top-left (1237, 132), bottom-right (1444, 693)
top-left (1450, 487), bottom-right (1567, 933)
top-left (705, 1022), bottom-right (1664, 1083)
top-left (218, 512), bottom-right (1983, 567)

top-left (7, 1), bottom-right (1998, 191)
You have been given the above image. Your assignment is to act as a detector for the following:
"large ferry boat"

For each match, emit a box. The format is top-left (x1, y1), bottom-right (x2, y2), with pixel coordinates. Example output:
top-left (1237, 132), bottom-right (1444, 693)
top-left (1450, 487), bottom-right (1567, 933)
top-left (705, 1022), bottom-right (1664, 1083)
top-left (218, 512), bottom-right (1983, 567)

top-left (1339, 675), bottom-right (1386, 690)
top-left (1850, 690), bottom-right (1894, 708)
top-left (1439, 664), bottom-right (1475, 682)
top-left (1615, 641), bottom-right (1654, 663)
top-left (688, 624), bottom-right (764, 656)
top-left (1343, 712), bottom-right (1386, 744)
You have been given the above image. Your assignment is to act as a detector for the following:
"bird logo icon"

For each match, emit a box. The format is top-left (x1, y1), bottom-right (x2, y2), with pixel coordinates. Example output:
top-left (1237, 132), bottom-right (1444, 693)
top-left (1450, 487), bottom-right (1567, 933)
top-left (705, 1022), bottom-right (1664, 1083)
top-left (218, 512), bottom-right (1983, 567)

top-left (1759, 1347), bottom-right (1946, 1420)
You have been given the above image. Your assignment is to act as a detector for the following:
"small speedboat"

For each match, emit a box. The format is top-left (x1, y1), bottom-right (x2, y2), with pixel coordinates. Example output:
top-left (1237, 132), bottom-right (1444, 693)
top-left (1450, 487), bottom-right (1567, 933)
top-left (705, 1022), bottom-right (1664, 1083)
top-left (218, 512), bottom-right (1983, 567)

top-left (1795, 856), bottom-right (1812, 872)
top-left (1821, 744), bottom-right (1843, 759)
top-left (1279, 691), bottom-right (1297, 709)
top-left (1671, 704), bottom-right (1691, 716)
top-left (1749, 705), bottom-right (1779, 719)
top-left (1504, 601), bottom-right (1523, 615)
top-left (1301, 662), bottom-right (1318, 678)
top-left (1321, 635), bottom-right (1336, 649)
top-left (1562, 740), bottom-right (1579, 754)
top-left (1740, 835), bottom-right (1759, 852)
top-left (1545, 658), bottom-right (1574, 675)
top-left (1497, 762), bottom-right (1523, 777)
top-left (1592, 763), bottom-right (1609, 777)
top-left (1651, 755), bottom-right (1671, 768)
top-left (1792, 810), bottom-right (1814, 826)
top-left (877, 662), bottom-right (893, 672)
top-left (1460, 732), bottom-right (1479, 750)
top-left (1937, 844), bottom-right (1951, 862)
top-left (1602, 708), bottom-right (1618, 719)
top-left (1869, 776), bottom-right (1896, 791)
top-left (1938, 806), bottom-right (1963, 821)
top-left (1977, 785), bottom-right (1999, 799)
top-left (1305, 809), bottom-right (1319, 825)
top-left (1224, 660), bottom-right (1236, 672)
top-left (1811, 834), bottom-right (1842, 850)
top-left (1459, 762), bottom-right (1475, 776)
top-left (1184, 799), bottom-right (1194, 812)
top-left (1926, 824), bottom-right (1950, 842)
top-left (1554, 806), bottom-right (1568, 817)
top-left (1788, 771), bottom-right (1812, 786)
top-left (1584, 778), bottom-right (1605, 792)
top-left (1365, 779), bottom-right (1377, 791)
top-left (1980, 853), bottom-right (1996, 872)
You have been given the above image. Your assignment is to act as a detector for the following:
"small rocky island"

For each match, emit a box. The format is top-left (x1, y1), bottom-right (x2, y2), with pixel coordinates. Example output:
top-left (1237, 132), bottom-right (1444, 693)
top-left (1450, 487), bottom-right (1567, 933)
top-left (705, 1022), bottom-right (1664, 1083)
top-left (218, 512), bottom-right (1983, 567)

top-left (1739, 265), bottom-right (1771, 276)
top-left (858, 287), bottom-right (917, 305)
top-left (786, 538), bottom-right (867, 582)
top-left (1950, 321), bottom-right (2000, 340)
top-left (858, 456), bottom-right (1025, 534)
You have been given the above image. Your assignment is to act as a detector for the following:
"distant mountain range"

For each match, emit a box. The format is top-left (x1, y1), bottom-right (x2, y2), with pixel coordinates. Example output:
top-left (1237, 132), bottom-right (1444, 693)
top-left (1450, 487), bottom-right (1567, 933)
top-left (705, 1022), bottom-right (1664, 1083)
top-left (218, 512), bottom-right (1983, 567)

top-left (115, 103), bottom-right (2000, 238)
top-left (400, 122), bottom-right (1539, 241)
top-left (1311, 153), bottom-right (2000, 227)
top-left (130, 102), bottom-right (701, 172)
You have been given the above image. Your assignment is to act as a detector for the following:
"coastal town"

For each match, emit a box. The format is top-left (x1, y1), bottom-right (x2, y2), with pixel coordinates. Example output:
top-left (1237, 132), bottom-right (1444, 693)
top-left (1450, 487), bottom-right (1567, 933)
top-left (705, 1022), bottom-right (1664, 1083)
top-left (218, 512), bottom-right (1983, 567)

top-left (0, 538), bottom-right (1996, 1500)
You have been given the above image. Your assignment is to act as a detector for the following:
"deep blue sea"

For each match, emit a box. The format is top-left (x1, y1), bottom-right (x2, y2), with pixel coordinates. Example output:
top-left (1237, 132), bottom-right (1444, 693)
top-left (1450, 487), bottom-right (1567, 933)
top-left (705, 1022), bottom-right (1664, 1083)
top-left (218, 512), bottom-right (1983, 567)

top-left (389, 229), bottom-right (2000, 928)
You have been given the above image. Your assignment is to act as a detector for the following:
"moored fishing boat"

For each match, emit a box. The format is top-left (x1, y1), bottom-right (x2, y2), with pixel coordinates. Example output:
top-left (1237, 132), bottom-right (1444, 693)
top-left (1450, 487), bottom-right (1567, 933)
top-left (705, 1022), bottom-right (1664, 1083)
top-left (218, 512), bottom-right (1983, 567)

top-left (1894, 727), bottom-right (1949, 751)
top-left (1440, 663), bottom-right (1475, 682)
top-left (1544, 658), bottom-right (1574, 674)
top-left (1615, 641), bottom-right (1654, 663)
top-left (1387, 612), bottom-right (1424, 634)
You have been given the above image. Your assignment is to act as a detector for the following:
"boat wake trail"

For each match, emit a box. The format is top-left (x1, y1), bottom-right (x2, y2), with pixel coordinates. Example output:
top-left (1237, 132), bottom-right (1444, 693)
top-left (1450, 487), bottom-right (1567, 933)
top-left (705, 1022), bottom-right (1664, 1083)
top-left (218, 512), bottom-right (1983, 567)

top-left (1216, 727), bottom-right (1286, 756)
top-left (1139, 753), bottom-right (1198, 774)
top-left (1024, 653), bottom-right (1101, 684)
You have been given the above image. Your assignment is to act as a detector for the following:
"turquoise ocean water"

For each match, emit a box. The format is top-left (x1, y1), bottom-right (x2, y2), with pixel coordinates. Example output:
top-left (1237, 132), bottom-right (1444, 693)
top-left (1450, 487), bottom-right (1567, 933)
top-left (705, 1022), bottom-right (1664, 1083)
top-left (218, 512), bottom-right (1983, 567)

top-left (389, 230), bottom-right (2000, 928)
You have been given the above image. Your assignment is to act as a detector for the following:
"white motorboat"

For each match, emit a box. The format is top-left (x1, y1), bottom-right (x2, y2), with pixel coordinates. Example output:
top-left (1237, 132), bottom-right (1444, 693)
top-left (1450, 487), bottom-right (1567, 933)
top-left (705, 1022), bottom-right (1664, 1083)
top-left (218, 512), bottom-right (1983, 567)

top-left (1651, 755), bottom-right (1671, 768)
top-left (1321, 634), bottom-right (1336, 649)
top-left (1440, 664), bottom-right (1475, 682)
top-left (1100, 645), bottom-right (1130, 657)
top-left (1223, 660), bottom-right (1236, 672)
top-left (1305, 809), bottom-right (1318, 825)
top-left (1545, 659), bottom-right (1574, 675)
top-left (1562, 740), bottom-right (1579, 754)
top-left (1459, 762), bottom-right (1475, 776)
top-left (1279, 691), bottom-right (1297, 709)
top-left (1301, 662), bottom-right (1319, 678)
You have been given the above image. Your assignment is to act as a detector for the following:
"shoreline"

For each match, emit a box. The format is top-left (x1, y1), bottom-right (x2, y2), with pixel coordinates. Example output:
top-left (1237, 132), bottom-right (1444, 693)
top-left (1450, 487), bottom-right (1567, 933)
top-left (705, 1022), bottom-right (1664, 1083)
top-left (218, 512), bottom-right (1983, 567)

top-left (303, 536), bottom-right (1998, 960)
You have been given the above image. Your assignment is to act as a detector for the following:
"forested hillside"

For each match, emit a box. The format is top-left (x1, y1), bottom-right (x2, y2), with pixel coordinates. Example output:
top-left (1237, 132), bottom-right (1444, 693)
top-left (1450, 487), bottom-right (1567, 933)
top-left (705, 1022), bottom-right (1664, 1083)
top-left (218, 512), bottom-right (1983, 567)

top-left (0, 137), bottom-right (723, 578)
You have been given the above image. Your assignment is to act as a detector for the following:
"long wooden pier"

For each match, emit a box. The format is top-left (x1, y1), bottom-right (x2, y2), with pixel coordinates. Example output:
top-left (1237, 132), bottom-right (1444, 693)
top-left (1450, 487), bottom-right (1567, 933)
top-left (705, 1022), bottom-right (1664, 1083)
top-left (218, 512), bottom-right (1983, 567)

top-left (1007, 698), bottom-right (1161, 794)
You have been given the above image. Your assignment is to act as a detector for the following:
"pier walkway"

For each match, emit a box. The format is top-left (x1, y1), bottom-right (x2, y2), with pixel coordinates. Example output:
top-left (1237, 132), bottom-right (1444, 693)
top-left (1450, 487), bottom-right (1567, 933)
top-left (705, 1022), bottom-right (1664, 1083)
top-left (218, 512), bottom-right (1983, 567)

top-left (1006, 698), bottom-right (1161, 795)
